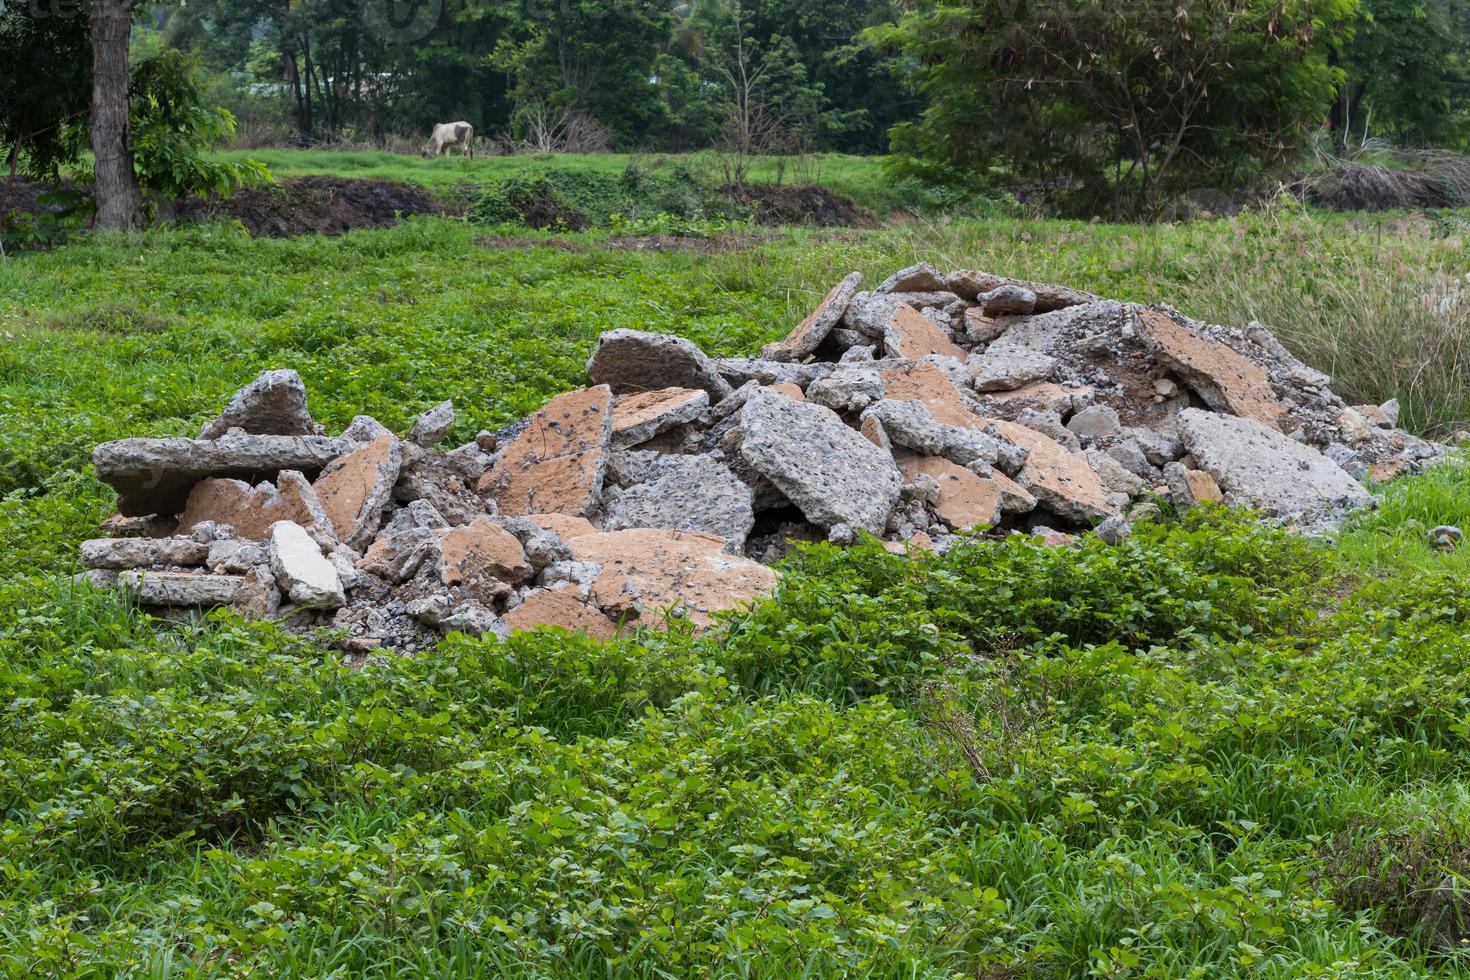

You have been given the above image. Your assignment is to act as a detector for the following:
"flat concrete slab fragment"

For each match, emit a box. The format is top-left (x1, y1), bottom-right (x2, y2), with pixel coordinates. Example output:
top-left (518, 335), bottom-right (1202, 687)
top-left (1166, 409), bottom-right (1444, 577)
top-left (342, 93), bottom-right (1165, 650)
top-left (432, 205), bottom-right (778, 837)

top-left (485, 386), bottom-right (614, 517)
top-left (990, 419), bottom-right (1118, 522)
top-left (1137, 310), bottom-right (1290, 431)
top-left (314, 435), bottom-right (403, 551)
top-left (1177, 409), bottom-right (1370, 525)
top-left (568, 528), bottom-right (778, 628)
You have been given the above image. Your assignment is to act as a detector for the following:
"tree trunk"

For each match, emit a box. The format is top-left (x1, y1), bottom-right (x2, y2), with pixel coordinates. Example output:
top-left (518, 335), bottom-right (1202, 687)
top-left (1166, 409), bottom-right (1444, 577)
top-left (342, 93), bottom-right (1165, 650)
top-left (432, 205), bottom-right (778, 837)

top-left (285, 51), bottom-right (307, 136)
top-left (90, 0), bottom-right (142, 232)
top-left (302, 36), bottom-right (315, 138)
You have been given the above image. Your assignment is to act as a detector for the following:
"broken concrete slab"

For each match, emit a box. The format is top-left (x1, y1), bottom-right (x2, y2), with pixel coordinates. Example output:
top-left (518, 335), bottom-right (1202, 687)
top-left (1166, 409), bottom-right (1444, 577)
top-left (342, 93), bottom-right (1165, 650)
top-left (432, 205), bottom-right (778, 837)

top-left (878, 262), bottom-right (947, 294)
top-left (611, 387), bottom-right (709, 449)
top-left (524, 513), bottom-right (599, 541)
top-left (737, 388), bottom-right (902, 535)
top-left (436, 517), bottom-right (532, 597)
top-left (990, 419), bottom-right (1119, 522)
top-left (880, 363), bottom-right (981, 425)
top-left (1136, 310), bottom-right (1290, 431)
top-left (314, 435), bottom-right (403, 551)
top-left (761, 271), bottom-right (863, 362)
top-left (883, 304), bottom-right (968, 361)
top-left (80, 536), bottom-right (209, 570)
top-left (868, 399), bottom-right (1010, 470)
top-left (393, 448), bottom-right (485, 528)
top-left (945, 271), bottom-right (1101, 311)
top-left (199, 369), bottom-right (318, 440)
top-left (587, 329), bottom-right (733, 402)
top-left (806, 369), bottom-right (884, 415)
top-left (408, 401), bottom-right (455, 448)
top-left (961, 308), bottom-right (1013, 347)
top-left (178, 474), bottom-right (329, 543)
top-left (896, 453), bottom-right (1034, 530)
top-left (972, 348), bottom-right (1058, 392)
top-left (1163, 461), bottom-right (1225, 511)
top-left (1176, 409), bottom-right (1371, 526)
top-left (115, 571), bottom-right (246, 607)
top-left (482, 386), bottom-right (613, 518)
top-left (343, 415), bottom-right (393, 443)
top-left (568, 528), bottom-right (778, 628)
top-left (977, 381), bottom-right (1076, 418)
top-left (715, 358), bottom-right (836, 390)
top-left (1067, 404), bottom-right (1122, 440)
top-left (506, 586), bottom-right (620, 640)
top-left (94, 433), bottom-right (358, 518)
top-left (357, 525), bottom-right (438, 584)
top-left (603, 454), bottom-right (755, 551)
top-left (976, 284), bottom-right (1038, 316)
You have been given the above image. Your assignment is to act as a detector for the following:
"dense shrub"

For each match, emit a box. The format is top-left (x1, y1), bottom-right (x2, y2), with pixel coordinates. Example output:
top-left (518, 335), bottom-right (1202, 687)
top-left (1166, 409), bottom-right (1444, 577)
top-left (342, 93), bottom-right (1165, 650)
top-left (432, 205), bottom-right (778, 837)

top-left (465, 164), bottom-right (745, 231)
top-left (869, 0), bottom-right (1356, 218)
top-left (3, 496), bottom-right (1470, 975)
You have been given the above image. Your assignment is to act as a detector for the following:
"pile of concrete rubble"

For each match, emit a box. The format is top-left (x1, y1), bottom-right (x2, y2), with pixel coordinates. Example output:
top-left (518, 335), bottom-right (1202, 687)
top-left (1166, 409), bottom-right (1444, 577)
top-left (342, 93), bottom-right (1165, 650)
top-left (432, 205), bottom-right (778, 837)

top-left (81, 263), bottom-right (1443, 651)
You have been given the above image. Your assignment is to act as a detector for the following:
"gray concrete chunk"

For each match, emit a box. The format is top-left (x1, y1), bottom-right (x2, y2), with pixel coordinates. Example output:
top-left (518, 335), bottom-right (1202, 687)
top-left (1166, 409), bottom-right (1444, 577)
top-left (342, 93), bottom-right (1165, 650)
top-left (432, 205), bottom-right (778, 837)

top-left (877, 262), bottom-right (946, 294)
top-left (866, 399), bottom-right (1014, 471)
top-left (269, 521), bottom-right (346, 608)
top-left (199, 369), bottom-right (318, 440)
top-left (761, 271), bottom-right (863, 362)
top-left (94, 434), bottom-right (359, 518)
top-left (587, 329), bottom-right (734, 402)
top-left (738, 389), bottom-right (901, 535)
top-left (603, 455), bottom-right (756, 552)
top-left (117, 571), bottom-right (245, 607)
top-left (1177, 409), bottom-right (1371, 528)
top-left (81, 537), bottom-right (209, 570)
top-left (408, 401), bottom-right (455, 447)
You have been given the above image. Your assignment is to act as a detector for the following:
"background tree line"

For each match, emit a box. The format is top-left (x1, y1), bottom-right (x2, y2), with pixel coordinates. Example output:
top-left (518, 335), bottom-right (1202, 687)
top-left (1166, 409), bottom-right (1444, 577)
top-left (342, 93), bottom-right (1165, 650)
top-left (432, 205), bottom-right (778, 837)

top-left (151, 0), bottom-right (915, 155)
top-left (3, 0), bottom-right (1470, 228)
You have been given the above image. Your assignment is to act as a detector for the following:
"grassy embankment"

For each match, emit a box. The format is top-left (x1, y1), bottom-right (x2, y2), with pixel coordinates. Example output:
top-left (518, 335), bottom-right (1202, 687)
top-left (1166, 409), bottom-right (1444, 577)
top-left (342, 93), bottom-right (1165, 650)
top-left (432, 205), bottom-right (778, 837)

top-left (213, 148), bottom-right (912, 215)
top-left (2, 204), bottom-right (1470, 975)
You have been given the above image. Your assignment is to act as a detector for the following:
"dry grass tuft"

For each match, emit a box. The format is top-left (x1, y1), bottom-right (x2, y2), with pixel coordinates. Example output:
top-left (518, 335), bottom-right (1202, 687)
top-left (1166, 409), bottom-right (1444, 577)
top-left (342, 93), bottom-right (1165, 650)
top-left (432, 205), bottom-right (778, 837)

top-left (1282, 148), bottom-right (1470, 212)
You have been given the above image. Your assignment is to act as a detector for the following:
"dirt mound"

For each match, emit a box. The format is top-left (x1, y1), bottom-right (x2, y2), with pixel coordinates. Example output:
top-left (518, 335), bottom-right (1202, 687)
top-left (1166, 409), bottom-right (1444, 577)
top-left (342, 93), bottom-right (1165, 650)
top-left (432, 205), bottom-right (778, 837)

top-left (0, 178), bottom-right (59, 218)
top-left (726, 184), bottom-right (878, 228)
top-left (169, 176), bottom-right (444, 237)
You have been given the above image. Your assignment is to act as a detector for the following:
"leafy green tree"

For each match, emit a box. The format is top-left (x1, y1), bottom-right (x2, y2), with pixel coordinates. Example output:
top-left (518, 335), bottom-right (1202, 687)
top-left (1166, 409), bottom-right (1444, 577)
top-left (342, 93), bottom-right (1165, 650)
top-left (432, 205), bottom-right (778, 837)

top-left (870, 0), bottom-right (1358, 217)
top-left (651, 51), bottom-right (724, 151)
top-left (1, 11), bottom-right (266, 229)
top-left (1333, 0), bottom-right (1470, 149)
top-left (491, 0), bottom-right (673, 149)
top-left (723, 0), bottom-right (914, 153)
top-left (0, 2), bottom-right (92, 186)
top-left (129, 51), bottom-right (270, 199)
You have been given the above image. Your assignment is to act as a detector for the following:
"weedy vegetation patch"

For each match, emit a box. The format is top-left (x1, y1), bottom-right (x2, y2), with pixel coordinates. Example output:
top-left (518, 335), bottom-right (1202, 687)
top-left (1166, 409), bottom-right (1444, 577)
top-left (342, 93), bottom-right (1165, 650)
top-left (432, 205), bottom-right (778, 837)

top-left (3, 208), bottom-right (1470, 976)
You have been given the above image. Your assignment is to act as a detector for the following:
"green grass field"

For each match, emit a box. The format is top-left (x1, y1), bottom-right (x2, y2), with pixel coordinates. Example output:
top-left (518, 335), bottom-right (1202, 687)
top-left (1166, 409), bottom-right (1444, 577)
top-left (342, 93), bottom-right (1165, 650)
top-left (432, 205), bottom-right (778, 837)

top-left (214, 148), bottom-right (911, 214)
top-left (4, 189), bottom-right (1470, 975)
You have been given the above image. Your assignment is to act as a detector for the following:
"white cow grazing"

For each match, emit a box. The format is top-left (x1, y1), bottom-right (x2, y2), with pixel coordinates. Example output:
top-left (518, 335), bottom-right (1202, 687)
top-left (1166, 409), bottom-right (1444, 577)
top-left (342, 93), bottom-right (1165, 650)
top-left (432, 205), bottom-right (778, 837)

top-left (423, 121), bottom-right (475, 159)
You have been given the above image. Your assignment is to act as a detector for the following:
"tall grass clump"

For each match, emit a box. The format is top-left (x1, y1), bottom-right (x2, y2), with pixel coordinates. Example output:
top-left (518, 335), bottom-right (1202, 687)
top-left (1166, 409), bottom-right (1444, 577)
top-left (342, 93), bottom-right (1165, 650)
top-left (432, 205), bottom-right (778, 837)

top-left (1200, 216), bottom-right (1470, 436)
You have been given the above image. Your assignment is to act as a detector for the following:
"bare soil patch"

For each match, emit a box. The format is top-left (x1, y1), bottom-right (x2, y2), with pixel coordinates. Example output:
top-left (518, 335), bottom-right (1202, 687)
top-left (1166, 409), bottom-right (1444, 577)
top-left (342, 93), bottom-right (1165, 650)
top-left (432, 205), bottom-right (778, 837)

top-left (167, 176), bottom-right (447, 237)
top-left (726, 184), bottom-right (879, 228)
